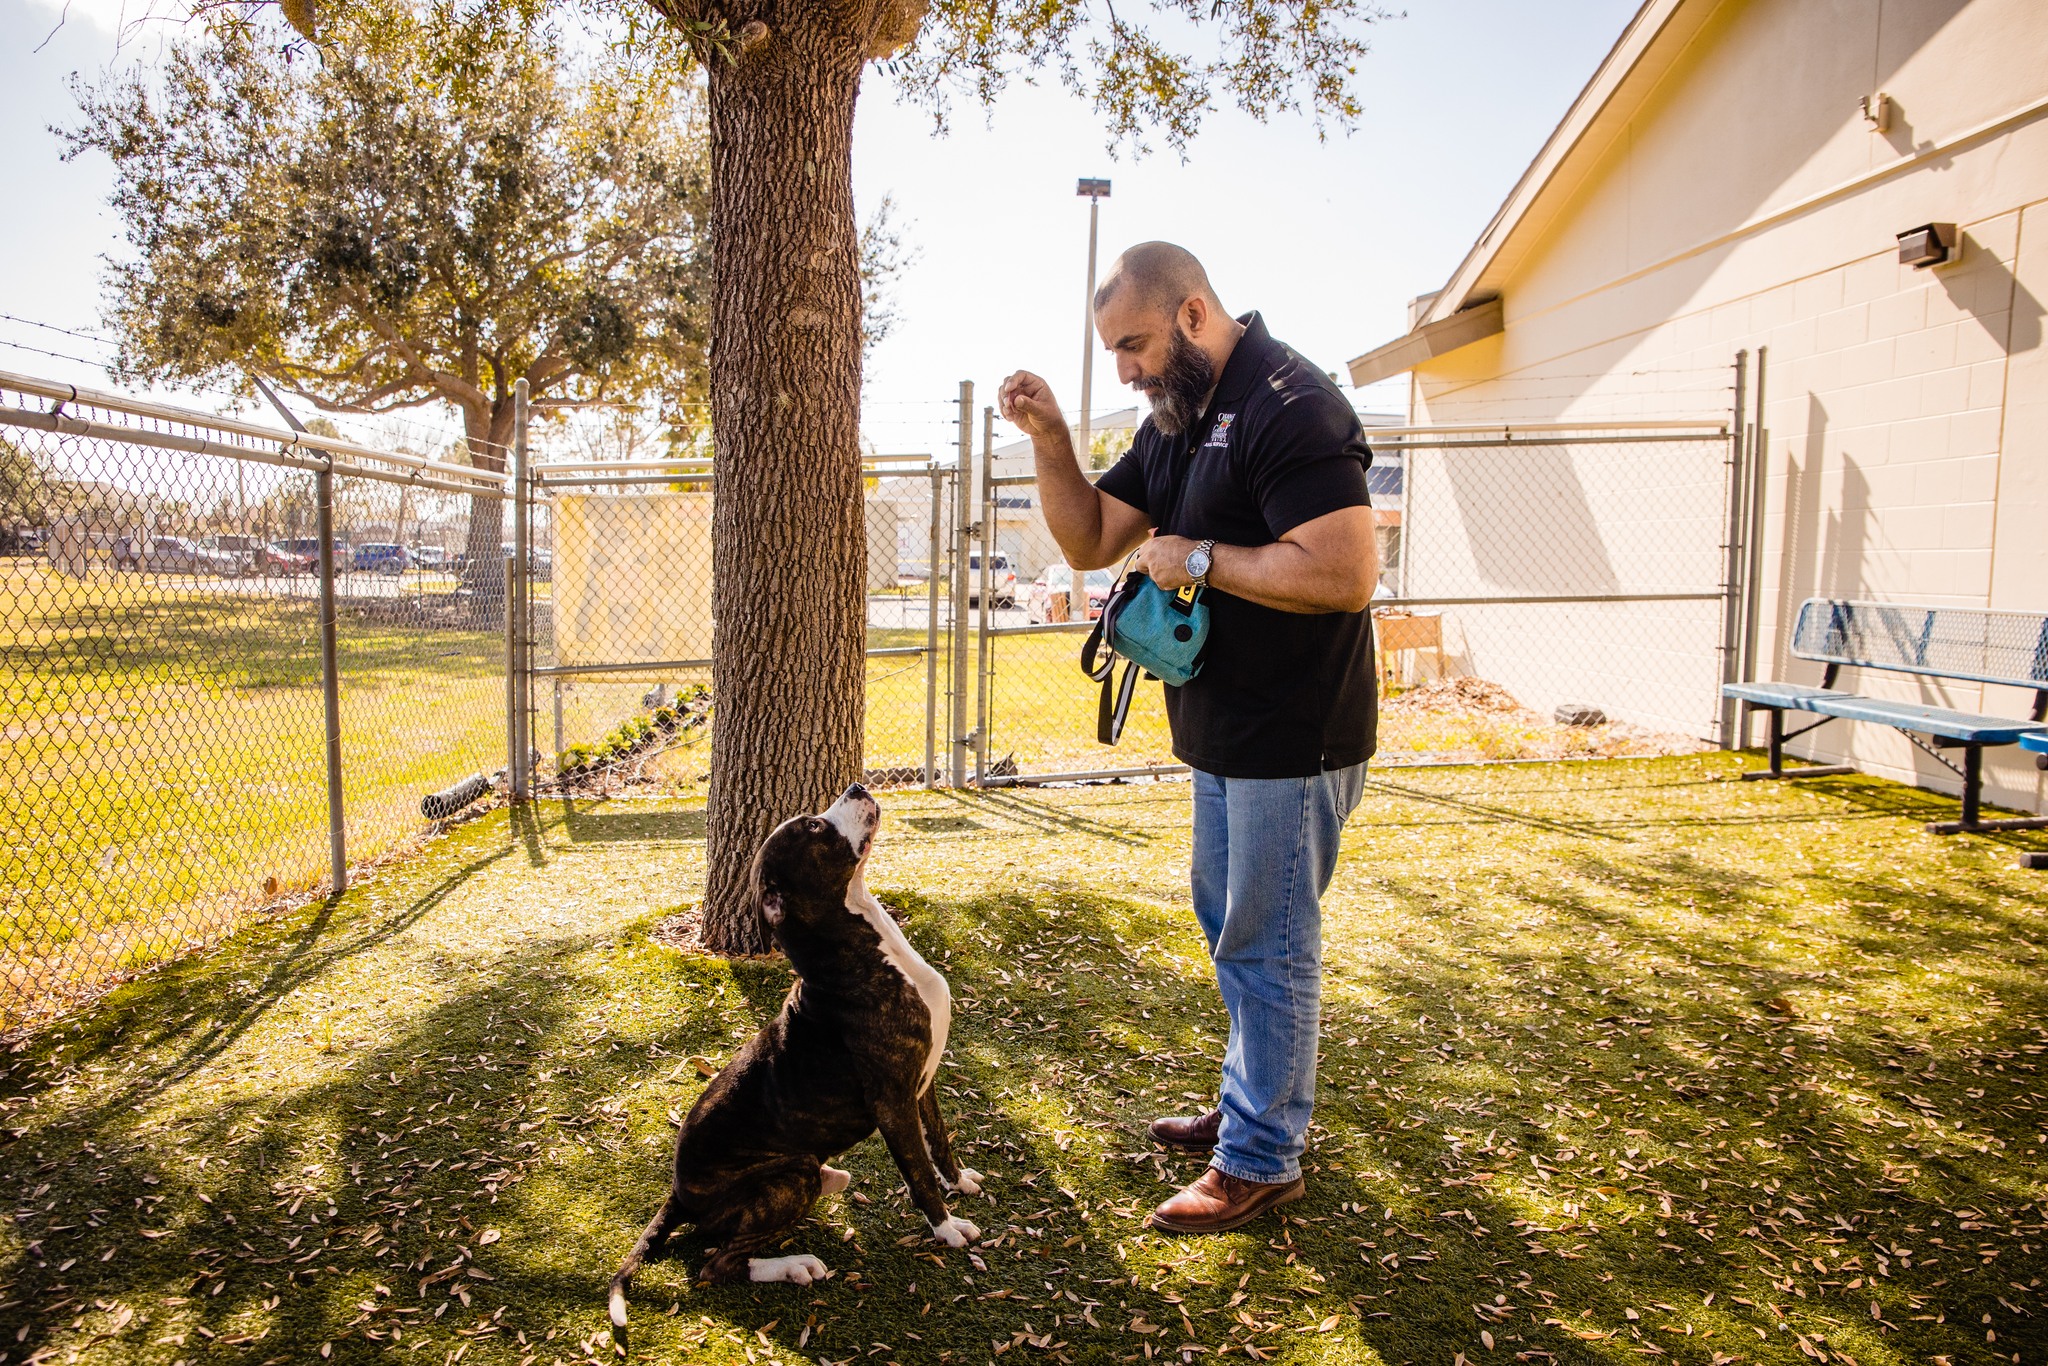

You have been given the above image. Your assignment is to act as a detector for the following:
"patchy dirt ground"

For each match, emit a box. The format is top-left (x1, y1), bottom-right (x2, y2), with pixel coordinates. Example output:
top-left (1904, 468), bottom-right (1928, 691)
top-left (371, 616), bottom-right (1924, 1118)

top-left (1378, 677), bottom-right (1707, 765)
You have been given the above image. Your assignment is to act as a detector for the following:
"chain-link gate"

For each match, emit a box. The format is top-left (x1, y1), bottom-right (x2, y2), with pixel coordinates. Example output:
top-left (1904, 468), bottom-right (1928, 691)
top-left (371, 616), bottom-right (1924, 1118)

top-left (968, 405), bottom-right (1743, 784)
top-left (516, 449), bottom-right (958, 794)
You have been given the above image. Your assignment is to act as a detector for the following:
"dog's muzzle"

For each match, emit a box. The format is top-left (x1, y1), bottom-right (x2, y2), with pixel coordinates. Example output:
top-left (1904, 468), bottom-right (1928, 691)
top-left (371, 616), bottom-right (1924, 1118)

top-left (822, 783), bottom-right (880, 858)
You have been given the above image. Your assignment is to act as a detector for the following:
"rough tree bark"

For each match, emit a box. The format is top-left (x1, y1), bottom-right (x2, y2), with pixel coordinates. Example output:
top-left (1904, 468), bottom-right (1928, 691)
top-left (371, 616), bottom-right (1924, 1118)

top-left (458, 400), bottom-right (520, 626)
top-left (695, 8), bottom-right (876, 953)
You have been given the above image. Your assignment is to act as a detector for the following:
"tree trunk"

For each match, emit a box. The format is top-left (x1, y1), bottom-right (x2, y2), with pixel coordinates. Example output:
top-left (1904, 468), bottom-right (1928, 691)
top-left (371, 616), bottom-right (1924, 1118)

top-left (698, 15), bottom-right (870, 954)
top-left (461, 401), bottom-right (518, 628)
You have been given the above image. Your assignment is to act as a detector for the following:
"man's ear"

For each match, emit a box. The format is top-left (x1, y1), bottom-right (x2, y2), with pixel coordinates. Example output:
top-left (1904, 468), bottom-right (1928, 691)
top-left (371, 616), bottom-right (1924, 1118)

top-left (760, 891), bottom-right (785, 927)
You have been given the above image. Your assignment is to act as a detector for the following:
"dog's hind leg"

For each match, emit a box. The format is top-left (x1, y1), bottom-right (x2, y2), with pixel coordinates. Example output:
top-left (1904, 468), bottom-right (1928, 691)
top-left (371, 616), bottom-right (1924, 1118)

top-left (918, 1084), bottom-right (983, 1197)
top-left (696, 1157), bottom-right (829, 1286)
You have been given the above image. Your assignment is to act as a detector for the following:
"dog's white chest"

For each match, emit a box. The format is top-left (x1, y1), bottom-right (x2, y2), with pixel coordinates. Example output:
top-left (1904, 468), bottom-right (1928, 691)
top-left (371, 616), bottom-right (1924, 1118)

top-left (847, 875), bottom-right (950, 1092)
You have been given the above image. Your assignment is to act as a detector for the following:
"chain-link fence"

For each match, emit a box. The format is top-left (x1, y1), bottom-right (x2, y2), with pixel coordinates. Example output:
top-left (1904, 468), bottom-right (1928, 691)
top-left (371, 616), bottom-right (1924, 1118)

top-left (0, 367), bottom-right (972, 1028)
top-left (970, 416), bottom-right (1739, 784)
top-left (1373, 421), bottom-right (1736, 752)
top-left (0, 358), bottom-right (1746, 1026)
top-left (0, 369), bottom-right (514, 1026)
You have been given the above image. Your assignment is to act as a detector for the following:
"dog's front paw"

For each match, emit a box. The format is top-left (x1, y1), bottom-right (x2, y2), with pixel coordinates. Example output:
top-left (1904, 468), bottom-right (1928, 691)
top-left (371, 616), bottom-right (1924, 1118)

top-left (929, 1216), bottom-right (980, 1248)
top-left (950, 1168), bottom-right (984, 1197)
top-left (747, 1254), bottom-right (831, 1285)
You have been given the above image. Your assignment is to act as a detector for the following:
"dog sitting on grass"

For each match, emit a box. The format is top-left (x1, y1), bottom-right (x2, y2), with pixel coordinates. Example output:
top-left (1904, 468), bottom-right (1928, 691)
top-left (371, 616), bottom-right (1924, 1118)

top-left (609, 784), bottom-right (982, 1336)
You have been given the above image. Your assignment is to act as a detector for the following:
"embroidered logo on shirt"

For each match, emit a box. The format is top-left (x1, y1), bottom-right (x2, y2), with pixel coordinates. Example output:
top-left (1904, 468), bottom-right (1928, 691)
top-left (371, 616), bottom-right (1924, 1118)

top-left (1204, 412), bottom-right (1236, 447)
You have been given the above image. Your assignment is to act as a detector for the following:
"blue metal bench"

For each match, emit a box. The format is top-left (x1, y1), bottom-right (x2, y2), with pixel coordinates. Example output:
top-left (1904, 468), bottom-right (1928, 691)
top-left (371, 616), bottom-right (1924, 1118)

top-left (1723, 598), bottom-right (2048, 835)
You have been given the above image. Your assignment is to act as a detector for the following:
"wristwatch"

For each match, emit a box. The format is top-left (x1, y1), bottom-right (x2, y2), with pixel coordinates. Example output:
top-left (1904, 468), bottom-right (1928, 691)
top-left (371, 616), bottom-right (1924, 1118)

top-left (1184, 539), bottom-right (1216, 587)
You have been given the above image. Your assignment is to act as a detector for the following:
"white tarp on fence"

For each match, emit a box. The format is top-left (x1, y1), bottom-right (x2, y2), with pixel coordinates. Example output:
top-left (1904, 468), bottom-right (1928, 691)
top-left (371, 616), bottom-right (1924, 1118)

top-left (551, 491), bottom-right (714, 667)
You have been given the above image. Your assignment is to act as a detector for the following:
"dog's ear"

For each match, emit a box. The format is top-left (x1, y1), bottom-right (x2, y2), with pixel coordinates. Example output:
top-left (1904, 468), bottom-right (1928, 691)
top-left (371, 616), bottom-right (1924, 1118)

top-left (760, 890), bottom-right (785, 927)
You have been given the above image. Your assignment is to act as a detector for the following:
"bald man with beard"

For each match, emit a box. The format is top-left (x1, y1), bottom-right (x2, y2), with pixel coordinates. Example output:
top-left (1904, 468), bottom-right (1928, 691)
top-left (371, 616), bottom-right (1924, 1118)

top-left (1000, 243), bottom-right (1381, 1234)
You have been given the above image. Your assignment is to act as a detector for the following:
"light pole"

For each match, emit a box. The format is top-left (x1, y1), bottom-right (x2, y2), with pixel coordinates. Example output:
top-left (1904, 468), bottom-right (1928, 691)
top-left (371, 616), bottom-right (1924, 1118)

top-left (1076, 177), bottom-right (1111, 469)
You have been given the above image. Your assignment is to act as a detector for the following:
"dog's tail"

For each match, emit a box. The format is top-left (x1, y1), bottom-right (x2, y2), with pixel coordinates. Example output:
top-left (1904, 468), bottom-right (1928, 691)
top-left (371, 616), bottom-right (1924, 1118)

top-left (609, 1192), bottom-right (686, 1332)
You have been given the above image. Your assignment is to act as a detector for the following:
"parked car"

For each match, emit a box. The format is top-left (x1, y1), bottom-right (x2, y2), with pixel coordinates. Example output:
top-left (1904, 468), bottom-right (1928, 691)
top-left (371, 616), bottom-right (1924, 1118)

top-left (965, 551), bottom-right (1016, 608)
top-left (198, 535), bottom-right (261, 577)
top-left (112, 535), bottom-right (243, 575)
top-left (1027, 564), bottom-right (1115, 623)
top-left (262, 539), bottom-right (320, 575)
top-left (352, 542), bottom-right (411, 575)
top-left (409, 545), bottom-right (452, 572)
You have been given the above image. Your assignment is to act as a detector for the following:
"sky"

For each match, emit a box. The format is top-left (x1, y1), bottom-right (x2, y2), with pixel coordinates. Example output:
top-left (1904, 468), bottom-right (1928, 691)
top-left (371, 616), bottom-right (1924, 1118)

top-left (0, 0), bottom-right (1644, 458)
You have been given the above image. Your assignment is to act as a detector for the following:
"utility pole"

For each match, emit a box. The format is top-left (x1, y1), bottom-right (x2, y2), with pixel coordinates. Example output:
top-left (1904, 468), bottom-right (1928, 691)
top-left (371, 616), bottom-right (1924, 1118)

top-left (1075, 178), bottom-right (1111, 467)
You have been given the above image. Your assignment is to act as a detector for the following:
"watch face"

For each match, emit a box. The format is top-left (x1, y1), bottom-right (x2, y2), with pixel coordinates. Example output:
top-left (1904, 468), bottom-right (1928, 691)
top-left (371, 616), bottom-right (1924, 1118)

top-left (1187, 549), bottom-right (1212, 579)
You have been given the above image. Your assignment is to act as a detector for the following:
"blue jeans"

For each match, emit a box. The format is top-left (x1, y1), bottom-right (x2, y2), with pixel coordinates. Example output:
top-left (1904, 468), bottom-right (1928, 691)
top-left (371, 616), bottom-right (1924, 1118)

top-left (1190, 763), bottom-right (1367, 1184)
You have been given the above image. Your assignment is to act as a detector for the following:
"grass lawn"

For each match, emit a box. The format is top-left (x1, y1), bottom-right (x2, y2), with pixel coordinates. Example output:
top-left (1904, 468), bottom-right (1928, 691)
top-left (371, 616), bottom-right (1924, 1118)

top-left (0, 567), bottom-right (934, 1023)
top-left (0, 562), bottom-right (509, 1021)
top-left (3, 755), bottom-right (2045, 1365)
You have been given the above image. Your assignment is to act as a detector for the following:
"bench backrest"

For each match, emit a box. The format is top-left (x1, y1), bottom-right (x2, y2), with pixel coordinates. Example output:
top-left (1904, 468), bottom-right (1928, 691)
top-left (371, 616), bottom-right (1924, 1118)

top-left (1790, 598), bottom-right (2048, 690)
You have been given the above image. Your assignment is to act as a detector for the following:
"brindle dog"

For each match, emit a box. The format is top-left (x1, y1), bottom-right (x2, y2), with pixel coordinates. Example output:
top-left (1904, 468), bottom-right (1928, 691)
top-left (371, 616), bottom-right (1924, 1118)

top-left (608, 784), bottom-right (982, 1340)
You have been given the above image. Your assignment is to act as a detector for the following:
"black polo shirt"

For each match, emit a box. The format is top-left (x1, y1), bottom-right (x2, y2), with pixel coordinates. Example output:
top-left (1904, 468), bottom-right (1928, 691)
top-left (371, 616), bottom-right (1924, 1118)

top-left (1095, 313), bottom-right (1377, 778)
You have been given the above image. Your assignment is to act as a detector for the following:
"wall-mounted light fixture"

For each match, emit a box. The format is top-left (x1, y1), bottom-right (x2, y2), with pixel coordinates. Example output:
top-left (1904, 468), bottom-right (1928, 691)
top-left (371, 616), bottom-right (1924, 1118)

top-left (1897, 222), bottom-right (1958, 270)
top-left (1860, 92), bottom-right (1892, 133)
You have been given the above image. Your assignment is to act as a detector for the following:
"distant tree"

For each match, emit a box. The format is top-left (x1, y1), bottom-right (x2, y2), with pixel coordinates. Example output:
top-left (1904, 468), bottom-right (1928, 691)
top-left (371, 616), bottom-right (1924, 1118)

top-left (62, 0), bottom-right (714, 612)
top-left (1, 438), bottom-right (54, 533)
top-left (1088, 426), bottom-right (1133, 472)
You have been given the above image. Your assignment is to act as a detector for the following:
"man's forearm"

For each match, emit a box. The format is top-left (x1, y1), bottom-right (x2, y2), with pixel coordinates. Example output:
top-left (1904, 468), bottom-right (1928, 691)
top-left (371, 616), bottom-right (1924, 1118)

top-left (1205, 541), bottom-right (1365, 613)
top-left (1032, 433), bottom-right (1113, 568)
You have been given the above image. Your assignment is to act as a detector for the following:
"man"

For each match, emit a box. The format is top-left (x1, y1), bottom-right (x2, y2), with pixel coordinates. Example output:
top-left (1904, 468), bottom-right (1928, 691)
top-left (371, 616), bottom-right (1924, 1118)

top-left (999, 242), bottom-right (1378, 1234)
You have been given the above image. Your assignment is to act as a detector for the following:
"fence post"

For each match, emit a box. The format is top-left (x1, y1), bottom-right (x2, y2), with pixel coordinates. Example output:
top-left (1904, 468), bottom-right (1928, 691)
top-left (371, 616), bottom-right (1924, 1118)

top-left (924, 465), bottom-right (943, 788)
top-left (950, 382), bottom-right (973, 788)
top-left (251, 370), bottom-right (348, 892)
top-left (1739, 345), bottom-right (1769, 749)
top-left (315, 460), bottom-right (347, 895)
top-left (511, 379), bottom-right (530, 801)
top-left (1717, 350), bottom-right (1749, 749)
top-left (505, 550), bottom-right (519, 792)
top-left (553, 678), bottom-right (565, 778)
top-left (975, 406), bottom-right (994, 787)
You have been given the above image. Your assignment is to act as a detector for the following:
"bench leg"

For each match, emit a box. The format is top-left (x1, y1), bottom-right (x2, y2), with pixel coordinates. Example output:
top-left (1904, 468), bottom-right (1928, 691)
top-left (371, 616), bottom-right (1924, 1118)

top-left (1739, 707), bottom-right (1855, 782)
top-left (2021, 852), bottom-right (2048, 870)
top-left (1925, 744), bottom-right (2048, 834)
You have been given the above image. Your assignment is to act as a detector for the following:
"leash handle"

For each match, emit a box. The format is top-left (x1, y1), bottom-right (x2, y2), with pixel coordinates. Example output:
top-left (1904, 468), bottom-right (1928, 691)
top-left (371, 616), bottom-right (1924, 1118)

top-left (1097, 659), bottom-right (1140, 744)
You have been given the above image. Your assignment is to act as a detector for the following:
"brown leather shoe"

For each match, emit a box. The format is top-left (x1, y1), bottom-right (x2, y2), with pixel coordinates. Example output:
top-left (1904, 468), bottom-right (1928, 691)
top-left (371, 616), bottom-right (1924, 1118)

top-left (1148, 1108), bottom-right (1222, 1153)
top-left (1144, 1167), bottom-right (1304, 1234)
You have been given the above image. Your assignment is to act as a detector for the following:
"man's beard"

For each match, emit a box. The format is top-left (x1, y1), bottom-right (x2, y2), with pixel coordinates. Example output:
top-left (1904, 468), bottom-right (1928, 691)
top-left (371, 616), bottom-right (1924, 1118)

top-left (1138, 324), bottom-right (1215, 437)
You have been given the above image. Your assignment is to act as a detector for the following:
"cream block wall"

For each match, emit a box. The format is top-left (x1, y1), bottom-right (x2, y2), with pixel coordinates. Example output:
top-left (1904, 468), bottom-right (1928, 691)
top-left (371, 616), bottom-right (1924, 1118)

top-left (1405, 0), bottom-right (2048, 813)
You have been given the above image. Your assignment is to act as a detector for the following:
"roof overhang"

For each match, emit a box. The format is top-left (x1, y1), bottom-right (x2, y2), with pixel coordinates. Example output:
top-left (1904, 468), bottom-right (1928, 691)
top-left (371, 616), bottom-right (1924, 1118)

top-left (1346, 297), bottom-right (1504, 387)
top-left (1345, 0), bottom-right (1704, 380)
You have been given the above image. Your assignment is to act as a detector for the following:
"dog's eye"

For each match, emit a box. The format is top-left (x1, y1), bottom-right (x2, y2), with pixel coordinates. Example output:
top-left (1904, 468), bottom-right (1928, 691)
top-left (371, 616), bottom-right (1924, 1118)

top-left (807, 818), bottom-right (825, 832)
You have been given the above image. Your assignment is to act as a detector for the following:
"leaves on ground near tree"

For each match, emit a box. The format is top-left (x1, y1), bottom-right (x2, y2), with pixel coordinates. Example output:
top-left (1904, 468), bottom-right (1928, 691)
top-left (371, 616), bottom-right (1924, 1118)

top-left (0, 755), bottom-right (2043, 1365)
